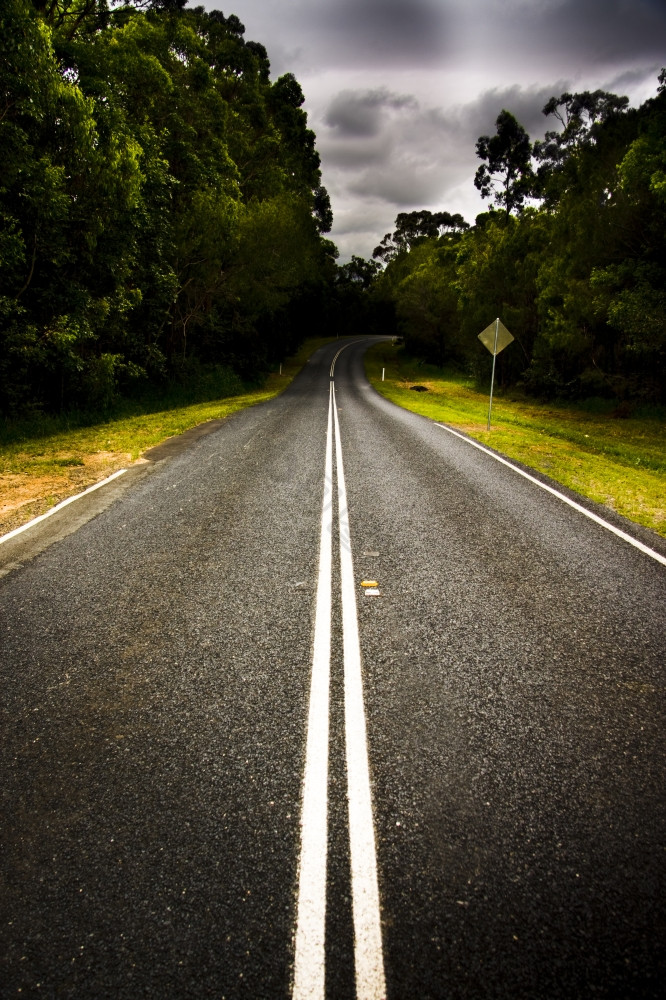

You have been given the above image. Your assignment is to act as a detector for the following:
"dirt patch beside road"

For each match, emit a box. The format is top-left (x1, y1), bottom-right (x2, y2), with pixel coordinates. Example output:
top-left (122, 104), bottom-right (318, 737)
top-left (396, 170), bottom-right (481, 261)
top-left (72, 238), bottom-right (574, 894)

top-left (0, 452), bottom-right (135, 537)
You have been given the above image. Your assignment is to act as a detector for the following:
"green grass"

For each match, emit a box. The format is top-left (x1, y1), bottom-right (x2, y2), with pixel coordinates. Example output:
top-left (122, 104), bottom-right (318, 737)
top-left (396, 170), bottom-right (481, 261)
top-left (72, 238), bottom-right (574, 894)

top-left (366, 342), bottom-right (666, 538)
top-left (0, 336), bottom-right (339, 535)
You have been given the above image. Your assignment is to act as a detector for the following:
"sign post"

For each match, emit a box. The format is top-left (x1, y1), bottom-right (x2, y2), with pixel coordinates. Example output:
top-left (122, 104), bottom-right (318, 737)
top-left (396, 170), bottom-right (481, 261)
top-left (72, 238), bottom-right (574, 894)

top-left (478, 318), bottom-right (514, 430)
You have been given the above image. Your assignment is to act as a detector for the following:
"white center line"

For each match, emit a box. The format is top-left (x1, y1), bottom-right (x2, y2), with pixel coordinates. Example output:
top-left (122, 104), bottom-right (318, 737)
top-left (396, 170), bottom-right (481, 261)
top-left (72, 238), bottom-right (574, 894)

top-left (333, 385), bottom-right (387, 1000)
top-left (330, 339), bottom-right (368, 378)
top-left (293, 384), bottom-right (334, 1000)
top-left (294, 366), bottom-right (386, 999)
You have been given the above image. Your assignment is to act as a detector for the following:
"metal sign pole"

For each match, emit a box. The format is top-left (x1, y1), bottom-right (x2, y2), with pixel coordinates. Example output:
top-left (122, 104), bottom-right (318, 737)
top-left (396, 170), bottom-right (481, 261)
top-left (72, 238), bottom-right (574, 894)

top-left (487, 317), bottom-right (499, 430)
top-left (478, 317), bottom-right (513, 430)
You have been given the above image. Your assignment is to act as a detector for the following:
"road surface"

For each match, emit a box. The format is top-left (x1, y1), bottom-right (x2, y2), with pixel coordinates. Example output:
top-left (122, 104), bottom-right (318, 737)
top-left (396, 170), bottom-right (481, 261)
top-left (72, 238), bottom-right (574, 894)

top-left (1, 337), bottom-right (665, 998)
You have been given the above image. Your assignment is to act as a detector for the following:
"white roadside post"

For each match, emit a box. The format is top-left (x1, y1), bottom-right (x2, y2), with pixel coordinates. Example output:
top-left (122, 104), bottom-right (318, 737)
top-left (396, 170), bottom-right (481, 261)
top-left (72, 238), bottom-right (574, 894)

top-left (478, 317), bottom-right (514, 430)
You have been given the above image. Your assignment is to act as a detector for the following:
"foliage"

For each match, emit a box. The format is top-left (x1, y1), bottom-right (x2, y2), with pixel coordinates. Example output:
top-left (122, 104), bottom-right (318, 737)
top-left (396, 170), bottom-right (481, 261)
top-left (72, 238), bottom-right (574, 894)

top-left (0, 0), bottom-right (335, 415)
top-left (455, 210), bottom-right (549, 385)
top-left (373, 73), bottom-right (666, 406)
top-left (372, 209), bottom-right (468, 264)
top-left (3, 3), bottom-right (665, 417)
top-left (330, 255), bottom-right (385, 336)
top-left (474, 110), bottom-right (534, 219)
top-left (533, 89), bottom-right (630, 205)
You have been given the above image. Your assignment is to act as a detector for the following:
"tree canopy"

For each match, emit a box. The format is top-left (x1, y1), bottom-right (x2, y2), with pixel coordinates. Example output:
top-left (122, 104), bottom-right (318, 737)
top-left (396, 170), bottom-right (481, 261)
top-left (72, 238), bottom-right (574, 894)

top-left (474, 110), bottom-right (534, 219)
top-left (372, 210), bottom-right (468, 264)
top-left (2, 7), bottom-right (665, 415)
top-left (370, 74), bottom-right (666, 406)
top-left (0, 0), bottom-right (336, 414)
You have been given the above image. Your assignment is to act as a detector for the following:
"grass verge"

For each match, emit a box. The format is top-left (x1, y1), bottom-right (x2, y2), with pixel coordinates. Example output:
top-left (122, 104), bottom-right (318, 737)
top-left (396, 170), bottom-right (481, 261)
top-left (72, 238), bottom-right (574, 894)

top-left (366, 342), bottom-right (666, 538)
top-left (0, 336), bottom-right (339, 537)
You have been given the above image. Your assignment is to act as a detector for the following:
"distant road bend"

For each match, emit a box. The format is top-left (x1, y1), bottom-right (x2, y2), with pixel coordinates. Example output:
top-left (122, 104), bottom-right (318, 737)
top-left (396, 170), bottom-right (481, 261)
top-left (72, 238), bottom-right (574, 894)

top-left (1, 337), bottom-right (665, 999)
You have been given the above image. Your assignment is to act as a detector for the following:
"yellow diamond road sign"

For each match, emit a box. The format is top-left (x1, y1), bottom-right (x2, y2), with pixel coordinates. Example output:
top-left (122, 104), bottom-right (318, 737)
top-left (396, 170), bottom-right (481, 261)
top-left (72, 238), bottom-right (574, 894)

top-left (478, 319), bottom-right (514, 356)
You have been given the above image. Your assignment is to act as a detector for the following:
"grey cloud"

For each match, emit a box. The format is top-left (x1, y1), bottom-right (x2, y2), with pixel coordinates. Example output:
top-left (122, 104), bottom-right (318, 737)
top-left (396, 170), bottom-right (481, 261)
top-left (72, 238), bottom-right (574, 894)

top-left (206, 1), bottom-right (665, 82)
top-left (348, 163), bottom-right (447, 208)
top-left (319, 88), bottom-right (470, 209)
top-left (463, 70), bottom-right (664, 146)
top-left (538, 0), bottom-right (666, 64)
top-left (211, 1), bottom-right (666, 259)
top-left (603, 64), bottom-right (664, 95)
top-left (320, 72), bottom-right (642, 226)
top-left (330, 203), bottom-right (394, 236)
top-left (323, 140), bottom-right (393, 170)
top-left (486, 0), bottom-right (666, 72)
top-left (322, 79), bottom-right (592, 249)
top-left (325, 82), bottom-right (577, 257)
top-left (325, 88), bottom-right (417, 137)
top-left (464, 83), bottom-right (572, 142)
top-left (199, 0), bottom-right (450, 73)
top-left (315, 0), bottom-right (449, 66)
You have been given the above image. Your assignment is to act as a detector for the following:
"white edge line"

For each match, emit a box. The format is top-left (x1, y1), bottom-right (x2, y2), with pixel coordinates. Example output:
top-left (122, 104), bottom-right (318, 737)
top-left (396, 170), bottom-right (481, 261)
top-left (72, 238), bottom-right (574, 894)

top-left (292, 384), bottom-right (334, 1000)
top-left (333, 385), bottom-right (387, 1000)
top-left (0, 468), bottom-right (128, 546)
top-left (434, 423), bottom-right (666, 568)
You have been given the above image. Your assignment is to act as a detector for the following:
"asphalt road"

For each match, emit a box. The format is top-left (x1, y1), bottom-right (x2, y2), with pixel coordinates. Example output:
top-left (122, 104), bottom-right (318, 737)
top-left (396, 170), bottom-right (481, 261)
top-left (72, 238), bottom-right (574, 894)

top-left (1, 337), bottom-right (665, 999)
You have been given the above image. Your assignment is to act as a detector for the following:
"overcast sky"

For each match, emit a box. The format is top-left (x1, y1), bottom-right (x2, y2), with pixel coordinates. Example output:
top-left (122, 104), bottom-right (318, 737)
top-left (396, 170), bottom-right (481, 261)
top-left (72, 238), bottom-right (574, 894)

top-left (200, 0), bottom-right (666, 261)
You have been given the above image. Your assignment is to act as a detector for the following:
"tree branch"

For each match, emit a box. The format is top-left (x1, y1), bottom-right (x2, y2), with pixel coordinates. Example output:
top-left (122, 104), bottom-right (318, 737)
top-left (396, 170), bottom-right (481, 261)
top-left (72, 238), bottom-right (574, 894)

top-left (16, 234), bottom-right (38, 300)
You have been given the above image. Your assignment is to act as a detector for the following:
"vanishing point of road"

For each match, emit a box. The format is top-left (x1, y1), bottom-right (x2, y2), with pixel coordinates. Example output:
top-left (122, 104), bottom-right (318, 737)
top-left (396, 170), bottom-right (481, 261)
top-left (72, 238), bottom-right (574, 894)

top-left (2, 337), bottom-right (665, 999)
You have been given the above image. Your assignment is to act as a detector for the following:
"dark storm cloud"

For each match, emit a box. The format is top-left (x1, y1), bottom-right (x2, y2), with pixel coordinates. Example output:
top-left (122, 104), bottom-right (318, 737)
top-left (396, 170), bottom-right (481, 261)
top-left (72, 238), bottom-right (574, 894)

top-left (491, 0), bottom-right (666, 70)
top-left (319, 88), bottom-right (442, 198)
top-left (466, 67), bottom-right (665, 145)
top-left (277, 0), bottom-right (666, 79)
top-left (320, 81), bottom-right (569, 207)
top-left (542, 0), bottom-right (666, 64)
top-left (323, 64), bottom-right (665, 257)
top-left (466, 83), bottom-right (570, 142)
top-left (207, 1), bottom-right (666, 258)
top-left (315, 0), bottom-right (449, 66)
top-left (325, 89), bottom-right (417, 137)
top-left (604, 64), bottom-right (664, 96)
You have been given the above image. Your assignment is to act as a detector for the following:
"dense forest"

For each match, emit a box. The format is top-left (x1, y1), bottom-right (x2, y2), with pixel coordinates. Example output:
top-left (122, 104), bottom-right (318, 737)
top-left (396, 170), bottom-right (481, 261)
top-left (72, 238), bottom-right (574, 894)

top-left (0, 0), bottom-right (339, 416)
top-left (2, 2), bottom-right (665, 417)
top-left (371, 79), bottom-right (666, 406)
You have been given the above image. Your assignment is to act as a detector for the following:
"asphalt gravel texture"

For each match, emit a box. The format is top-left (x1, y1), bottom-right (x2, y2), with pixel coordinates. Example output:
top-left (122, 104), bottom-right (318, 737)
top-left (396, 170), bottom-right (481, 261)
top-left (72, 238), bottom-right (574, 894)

top-left (1, 337), bottom-right (665, 999)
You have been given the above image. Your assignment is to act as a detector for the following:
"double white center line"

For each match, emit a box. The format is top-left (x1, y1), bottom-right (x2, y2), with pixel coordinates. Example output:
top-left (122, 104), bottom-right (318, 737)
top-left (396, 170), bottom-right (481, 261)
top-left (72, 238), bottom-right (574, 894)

top-left (293, 376), bottom-right (386, 1000)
